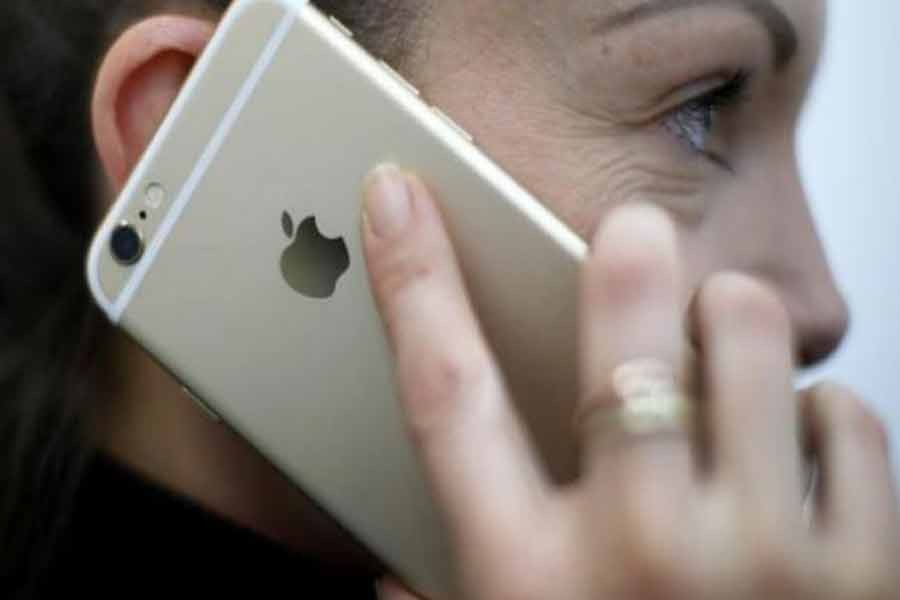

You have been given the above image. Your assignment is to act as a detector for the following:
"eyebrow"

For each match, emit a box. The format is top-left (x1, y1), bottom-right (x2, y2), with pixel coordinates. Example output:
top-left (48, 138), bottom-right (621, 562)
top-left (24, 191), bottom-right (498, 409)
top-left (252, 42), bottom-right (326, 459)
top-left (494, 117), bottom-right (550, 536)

top-left (593, 0), bottom-right (799, 69)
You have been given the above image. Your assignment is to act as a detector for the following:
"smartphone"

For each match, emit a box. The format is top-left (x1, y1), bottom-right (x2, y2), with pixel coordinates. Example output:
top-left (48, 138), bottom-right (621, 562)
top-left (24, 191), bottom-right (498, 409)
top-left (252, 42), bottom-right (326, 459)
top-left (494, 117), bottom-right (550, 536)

top-left (86, 0), bottom-right (586, 596)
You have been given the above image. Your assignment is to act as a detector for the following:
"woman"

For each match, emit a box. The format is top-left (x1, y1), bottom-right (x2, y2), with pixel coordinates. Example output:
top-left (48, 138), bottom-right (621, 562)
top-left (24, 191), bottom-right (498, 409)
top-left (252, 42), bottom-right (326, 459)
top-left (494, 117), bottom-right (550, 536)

top-left (2, 0), bottom-right (897, 598)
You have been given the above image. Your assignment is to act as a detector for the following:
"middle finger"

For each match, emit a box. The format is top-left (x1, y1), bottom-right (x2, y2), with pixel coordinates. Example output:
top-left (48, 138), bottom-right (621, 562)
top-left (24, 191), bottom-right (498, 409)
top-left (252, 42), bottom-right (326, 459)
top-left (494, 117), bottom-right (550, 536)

top-left (693, 272), bottom-right (806, 513)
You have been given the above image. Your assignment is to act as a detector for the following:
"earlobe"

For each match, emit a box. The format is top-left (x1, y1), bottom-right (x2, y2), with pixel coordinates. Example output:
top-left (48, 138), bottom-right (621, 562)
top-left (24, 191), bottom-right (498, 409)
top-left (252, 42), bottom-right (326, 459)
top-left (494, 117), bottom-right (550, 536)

top-left (92, 16), bottom-right (216, 190)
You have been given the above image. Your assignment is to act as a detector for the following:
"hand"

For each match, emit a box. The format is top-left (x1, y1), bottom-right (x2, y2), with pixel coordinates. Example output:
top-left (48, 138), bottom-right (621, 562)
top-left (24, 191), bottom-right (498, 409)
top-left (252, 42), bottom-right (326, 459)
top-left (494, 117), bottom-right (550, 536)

top-left (361, 164), bottom-right (900, 600)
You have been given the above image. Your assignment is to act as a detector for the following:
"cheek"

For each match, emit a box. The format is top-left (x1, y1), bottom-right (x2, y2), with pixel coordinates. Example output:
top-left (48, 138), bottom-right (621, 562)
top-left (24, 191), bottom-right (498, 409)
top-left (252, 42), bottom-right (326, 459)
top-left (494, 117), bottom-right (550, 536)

top-left (678, 168), bottom-right (816, 294)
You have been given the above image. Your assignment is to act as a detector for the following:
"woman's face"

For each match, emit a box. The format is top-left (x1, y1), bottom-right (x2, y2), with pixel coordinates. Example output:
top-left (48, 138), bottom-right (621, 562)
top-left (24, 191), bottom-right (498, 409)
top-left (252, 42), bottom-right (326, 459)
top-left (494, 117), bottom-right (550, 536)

top-left (91, 0), bottom-right (848, 568)
top-left (412, 0), bottom-right (846, 367)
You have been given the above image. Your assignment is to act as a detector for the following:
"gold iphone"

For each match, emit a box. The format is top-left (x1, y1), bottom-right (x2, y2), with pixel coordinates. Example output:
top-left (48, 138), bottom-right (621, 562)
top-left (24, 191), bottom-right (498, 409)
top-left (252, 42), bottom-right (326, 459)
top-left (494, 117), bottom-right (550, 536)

top-left (87, 0), bottom-right (586, 597)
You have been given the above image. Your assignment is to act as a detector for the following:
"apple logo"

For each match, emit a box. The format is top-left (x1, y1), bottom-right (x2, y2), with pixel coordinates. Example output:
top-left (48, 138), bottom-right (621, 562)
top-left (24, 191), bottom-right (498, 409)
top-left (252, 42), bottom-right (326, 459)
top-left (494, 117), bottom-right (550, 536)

top-left (280, 211), bottom-right (350, 299)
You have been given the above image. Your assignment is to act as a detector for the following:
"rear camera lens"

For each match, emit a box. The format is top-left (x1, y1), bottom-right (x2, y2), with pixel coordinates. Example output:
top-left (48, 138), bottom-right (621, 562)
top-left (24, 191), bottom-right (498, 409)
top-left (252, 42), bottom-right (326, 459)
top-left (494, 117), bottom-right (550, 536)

top-left (110, 223), bottom-right (144, 266)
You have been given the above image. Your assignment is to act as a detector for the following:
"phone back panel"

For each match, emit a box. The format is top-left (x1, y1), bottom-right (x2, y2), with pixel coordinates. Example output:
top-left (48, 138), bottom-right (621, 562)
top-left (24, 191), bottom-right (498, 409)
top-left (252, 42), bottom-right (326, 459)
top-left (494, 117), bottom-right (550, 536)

top-left (88, 1), bottom-right (586, 596)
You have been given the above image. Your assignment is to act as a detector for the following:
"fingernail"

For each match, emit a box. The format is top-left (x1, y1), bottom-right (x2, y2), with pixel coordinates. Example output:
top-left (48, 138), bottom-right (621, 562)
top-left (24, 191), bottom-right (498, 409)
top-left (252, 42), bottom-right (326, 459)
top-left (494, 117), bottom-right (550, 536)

top-left (364, 164), bottom-right (412, 239)
top-left (592, 202), bottom-right (677, 257)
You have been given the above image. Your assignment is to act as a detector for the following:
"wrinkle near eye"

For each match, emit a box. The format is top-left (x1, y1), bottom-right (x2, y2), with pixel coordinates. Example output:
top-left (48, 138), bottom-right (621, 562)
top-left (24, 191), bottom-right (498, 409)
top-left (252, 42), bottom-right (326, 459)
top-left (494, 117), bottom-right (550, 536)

top-left (563, 148), bottom-right (711, 235)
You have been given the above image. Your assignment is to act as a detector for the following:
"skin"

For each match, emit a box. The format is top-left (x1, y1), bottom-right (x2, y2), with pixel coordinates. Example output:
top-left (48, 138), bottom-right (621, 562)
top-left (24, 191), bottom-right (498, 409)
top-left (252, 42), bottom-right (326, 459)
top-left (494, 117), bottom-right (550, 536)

top-left (90, 0), bottom-right (899, 597)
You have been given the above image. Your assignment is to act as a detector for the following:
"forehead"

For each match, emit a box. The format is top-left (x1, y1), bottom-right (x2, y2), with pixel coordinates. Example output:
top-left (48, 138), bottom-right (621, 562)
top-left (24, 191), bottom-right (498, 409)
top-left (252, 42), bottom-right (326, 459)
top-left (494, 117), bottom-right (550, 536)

top-left (433, 0), bottom-right (825, 83)
top-left (463, 0), bottom-right (822, 47)
top-left (418, 0), bottom-right (825, 115)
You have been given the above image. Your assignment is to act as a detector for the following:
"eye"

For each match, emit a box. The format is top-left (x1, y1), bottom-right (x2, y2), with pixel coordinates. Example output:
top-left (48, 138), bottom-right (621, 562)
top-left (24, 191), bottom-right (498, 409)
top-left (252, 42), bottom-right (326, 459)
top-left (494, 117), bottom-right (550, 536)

top-left (664, 70), bottom-right (751, 168)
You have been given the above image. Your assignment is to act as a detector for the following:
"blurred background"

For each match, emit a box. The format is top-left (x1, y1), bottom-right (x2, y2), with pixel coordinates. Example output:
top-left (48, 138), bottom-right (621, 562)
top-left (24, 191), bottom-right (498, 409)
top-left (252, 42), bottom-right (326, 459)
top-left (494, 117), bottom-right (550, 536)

top-left (798, 0), bottom-right (900, 481)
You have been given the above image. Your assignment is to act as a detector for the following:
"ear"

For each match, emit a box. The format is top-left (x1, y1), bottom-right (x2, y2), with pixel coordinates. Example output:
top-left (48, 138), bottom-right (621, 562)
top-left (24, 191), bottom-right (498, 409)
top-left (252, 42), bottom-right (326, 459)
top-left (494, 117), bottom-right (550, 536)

top-left (92, 16), bottom-right (216, 190)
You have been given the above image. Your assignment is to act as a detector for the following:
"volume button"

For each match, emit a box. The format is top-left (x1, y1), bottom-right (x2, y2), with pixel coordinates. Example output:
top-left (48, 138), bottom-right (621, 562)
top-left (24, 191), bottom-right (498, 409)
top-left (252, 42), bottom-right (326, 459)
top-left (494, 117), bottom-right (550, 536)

top-left (329, 15), bottom-right (354, 38)
top-left (182, 386), bottom-right (222, 423)
top-left (379, 60), bottom-right (420, 97)
top-left (431, 106), bottom-right (474, 143)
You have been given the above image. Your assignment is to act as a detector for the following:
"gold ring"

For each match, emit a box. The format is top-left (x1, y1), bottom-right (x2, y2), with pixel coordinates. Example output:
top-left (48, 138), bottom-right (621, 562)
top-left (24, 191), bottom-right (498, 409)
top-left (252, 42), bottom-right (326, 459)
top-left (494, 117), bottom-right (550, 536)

top-left (579, 358), bottom-right (696, 439)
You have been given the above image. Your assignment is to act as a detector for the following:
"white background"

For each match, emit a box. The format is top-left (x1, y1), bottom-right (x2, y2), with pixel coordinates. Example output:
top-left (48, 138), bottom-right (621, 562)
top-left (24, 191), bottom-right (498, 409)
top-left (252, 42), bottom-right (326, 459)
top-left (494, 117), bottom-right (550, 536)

top-left (798, 0), bottom-right (900, 480)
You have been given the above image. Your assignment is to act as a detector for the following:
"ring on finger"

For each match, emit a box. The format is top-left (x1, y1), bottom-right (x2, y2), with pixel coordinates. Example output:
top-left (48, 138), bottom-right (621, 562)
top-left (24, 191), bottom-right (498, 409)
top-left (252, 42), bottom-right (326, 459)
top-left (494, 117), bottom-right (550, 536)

top-left (578, 357), bottom-right (697, 441)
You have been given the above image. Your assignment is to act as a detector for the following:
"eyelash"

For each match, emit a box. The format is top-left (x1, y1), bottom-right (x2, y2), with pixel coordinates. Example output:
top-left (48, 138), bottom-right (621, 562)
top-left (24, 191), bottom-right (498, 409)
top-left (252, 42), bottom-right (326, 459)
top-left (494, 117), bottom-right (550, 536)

top-left (664, 70), bottom-right (752, 168)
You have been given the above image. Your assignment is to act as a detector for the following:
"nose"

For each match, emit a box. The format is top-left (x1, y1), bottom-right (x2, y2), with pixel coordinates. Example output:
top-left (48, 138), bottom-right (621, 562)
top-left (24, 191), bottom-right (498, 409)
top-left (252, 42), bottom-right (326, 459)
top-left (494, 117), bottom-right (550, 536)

top-left (784, 276), bottom-right (850, 368)
top-left (759, 177), bottom-right (851, 369)
top-left (701, 159), bottom-right (851, 370)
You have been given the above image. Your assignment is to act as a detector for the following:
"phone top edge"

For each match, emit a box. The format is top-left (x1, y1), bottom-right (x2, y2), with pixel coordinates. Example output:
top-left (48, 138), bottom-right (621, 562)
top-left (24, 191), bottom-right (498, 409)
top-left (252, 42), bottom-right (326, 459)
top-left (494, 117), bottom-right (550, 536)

top-left (85, 0), bottom-right (296, 324)
top-left (298, 5), bottom-right (590, 260)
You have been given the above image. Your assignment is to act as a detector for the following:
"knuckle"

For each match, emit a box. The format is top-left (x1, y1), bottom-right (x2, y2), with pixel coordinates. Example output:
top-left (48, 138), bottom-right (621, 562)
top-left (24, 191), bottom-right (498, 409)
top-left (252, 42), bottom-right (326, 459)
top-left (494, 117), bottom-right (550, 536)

top-left (422, 350), bottom-right (491, 401)
top-left (702, 494), bottom-right (808, 596)
top-left (700, 272), bottom-right (790, 338)
top-left (746, 540), bottom-right (805, 595)
top-left (815, 383), bottom-right (887, 449)
top-left (616, 493), bottom-right (691, 595)
top-left (402, 349), bottom-right (493, 441)
top-left (369, 237), bottom-right (440, 305)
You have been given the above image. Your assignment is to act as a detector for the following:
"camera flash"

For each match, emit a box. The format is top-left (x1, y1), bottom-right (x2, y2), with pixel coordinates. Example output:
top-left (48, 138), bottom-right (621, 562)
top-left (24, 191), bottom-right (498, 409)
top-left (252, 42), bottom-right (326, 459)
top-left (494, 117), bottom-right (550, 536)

top-left (145, 183), bottom-right (166, 209)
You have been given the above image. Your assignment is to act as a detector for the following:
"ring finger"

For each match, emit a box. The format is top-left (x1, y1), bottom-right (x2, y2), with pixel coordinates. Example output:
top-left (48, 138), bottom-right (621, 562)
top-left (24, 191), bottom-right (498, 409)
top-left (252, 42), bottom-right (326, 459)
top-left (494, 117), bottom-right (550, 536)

top-left (577, 203), bottom-right (697, 495)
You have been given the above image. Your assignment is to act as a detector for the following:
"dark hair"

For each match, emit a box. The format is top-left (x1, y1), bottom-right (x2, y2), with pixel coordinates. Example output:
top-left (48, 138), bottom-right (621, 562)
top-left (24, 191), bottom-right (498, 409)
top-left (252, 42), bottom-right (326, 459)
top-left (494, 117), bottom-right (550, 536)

top-left (0, 0), bottom-right (425, 593)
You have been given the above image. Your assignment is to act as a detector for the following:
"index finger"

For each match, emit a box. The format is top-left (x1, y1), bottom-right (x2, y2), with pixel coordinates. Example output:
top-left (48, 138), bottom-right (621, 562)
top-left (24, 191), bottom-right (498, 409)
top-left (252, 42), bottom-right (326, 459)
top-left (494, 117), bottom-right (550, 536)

top-left (361, 165), bottom-right (549, 550)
